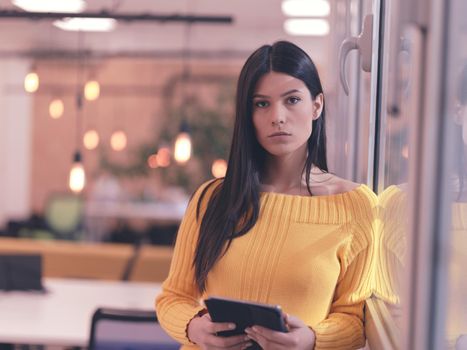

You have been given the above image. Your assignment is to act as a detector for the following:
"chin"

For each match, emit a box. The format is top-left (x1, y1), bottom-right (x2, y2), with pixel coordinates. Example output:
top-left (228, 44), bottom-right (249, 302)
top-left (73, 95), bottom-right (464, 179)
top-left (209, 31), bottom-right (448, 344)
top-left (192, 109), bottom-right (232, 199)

top-left (261, 141), bottom-right (308, 158)
top-left (264, 146), bottom-right (301, 158)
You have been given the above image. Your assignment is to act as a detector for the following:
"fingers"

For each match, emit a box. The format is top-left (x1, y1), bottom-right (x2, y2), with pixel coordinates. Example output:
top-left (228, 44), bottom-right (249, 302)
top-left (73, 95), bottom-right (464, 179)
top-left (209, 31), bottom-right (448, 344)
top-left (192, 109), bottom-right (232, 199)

top-left (245, 319), bottom-right (316, 350)
top-left (203, 333), bottom-right (251, 349)
top-left (285, 314), bottom-right (306, 329)
top-left (245, 326), bottom-right (298, 347)
top-left (200, 317), bottom-right (250, 348)
top-left (245, 328), bottom-right (282, 350)
top-left (194, 315), bottom-right (252, 349)
top-left (199, 313), bottom-right (237, 335)
top-left (206, 320), bottom-right (236, 334)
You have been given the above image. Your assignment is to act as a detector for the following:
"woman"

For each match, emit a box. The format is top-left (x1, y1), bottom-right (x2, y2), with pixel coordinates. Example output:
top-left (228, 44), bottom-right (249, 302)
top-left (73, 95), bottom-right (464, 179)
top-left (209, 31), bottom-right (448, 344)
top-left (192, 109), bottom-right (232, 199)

top-left (156, 41), bottom-right (376, 349)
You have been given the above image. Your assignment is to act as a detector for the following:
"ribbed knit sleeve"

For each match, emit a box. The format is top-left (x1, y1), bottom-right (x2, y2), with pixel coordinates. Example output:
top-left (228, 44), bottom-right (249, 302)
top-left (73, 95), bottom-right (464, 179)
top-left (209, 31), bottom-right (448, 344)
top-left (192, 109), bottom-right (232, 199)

top-left (313, 187), bottom-right (376, 350)
top-left (155, 180), bottom-right (217, 345)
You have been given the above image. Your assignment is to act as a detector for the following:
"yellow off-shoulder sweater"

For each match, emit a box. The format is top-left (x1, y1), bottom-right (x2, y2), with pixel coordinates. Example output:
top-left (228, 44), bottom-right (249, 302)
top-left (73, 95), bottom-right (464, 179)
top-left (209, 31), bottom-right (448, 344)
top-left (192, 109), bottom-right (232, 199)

top-left (156, 180), bottom-right (378, 349)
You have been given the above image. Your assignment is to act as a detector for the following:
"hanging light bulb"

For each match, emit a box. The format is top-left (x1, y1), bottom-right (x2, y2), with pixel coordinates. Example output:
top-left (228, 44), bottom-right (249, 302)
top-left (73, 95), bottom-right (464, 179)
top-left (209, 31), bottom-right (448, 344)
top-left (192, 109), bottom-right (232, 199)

top-left (174, 121), bottom-right (191, 164)
top-left (69, 151), bottom-right (86, 193)
top-left (49, 98), bottom-right (64, 119)
top-left (174, 132), bottom-right (191, 163)
top-left (110, 130), bottom-right (127, 151)
top-left (24, 71), bottom-right (39, 93)
top-left (84, 80), bottom-right (100, 101)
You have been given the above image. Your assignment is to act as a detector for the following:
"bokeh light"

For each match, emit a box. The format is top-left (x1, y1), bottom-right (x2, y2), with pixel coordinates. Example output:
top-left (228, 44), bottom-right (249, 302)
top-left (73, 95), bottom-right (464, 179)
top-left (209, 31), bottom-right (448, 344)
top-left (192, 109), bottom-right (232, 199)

top-left (49, 99), bottom-right (64, 119)
top-left (110, 131), bottom-right (127, 151)
top-left (211, 159), bottom-right (228, 178)
top-left (83, 129), bottom-right (100, 150)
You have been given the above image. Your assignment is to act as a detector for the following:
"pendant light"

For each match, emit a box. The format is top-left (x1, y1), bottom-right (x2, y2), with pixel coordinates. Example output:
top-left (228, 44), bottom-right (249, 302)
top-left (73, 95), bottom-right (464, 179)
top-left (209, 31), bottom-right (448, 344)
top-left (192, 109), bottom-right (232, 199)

top-left (174, 23), bottom-right (193, 165)
top-left (69, 150), bottom-right (85, 192)
top-left (24, 66), bottom-right (39, 93)
top-left (69, 91), bottom-right (85, 193)
top-left (174, 120), bottom-right (191, 164)
top-left (84, 79), bottom-right (100, 101)
top-left (49, 98), bottom-right (64, 119)
top-left (69, 32), bottom-right (86, 193)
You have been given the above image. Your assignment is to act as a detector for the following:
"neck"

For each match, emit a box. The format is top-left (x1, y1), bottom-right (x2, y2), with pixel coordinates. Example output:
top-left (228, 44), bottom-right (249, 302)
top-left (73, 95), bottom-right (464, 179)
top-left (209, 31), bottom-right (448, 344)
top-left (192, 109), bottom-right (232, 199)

top-left (260, 147), bottom-right (307, 193)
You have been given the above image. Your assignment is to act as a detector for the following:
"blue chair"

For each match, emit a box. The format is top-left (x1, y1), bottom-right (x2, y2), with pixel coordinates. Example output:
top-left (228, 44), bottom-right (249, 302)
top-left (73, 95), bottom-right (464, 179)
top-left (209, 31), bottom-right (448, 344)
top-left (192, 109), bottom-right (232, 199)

top-left (88, 308), bottom-right (180, 350)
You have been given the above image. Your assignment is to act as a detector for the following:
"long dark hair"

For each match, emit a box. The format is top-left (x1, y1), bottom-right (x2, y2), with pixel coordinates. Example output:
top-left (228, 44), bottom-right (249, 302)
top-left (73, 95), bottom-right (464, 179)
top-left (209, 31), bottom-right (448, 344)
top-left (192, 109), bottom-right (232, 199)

top-left (194, 41), bottom-right (328, 291)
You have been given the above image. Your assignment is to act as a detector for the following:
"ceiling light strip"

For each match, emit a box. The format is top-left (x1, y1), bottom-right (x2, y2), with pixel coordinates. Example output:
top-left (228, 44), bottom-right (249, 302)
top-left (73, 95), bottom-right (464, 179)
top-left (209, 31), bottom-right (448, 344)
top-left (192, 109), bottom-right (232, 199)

top-left (281, 0), bottom-right (330, 17)
top-left (0, 10), bottom-right (233, 24)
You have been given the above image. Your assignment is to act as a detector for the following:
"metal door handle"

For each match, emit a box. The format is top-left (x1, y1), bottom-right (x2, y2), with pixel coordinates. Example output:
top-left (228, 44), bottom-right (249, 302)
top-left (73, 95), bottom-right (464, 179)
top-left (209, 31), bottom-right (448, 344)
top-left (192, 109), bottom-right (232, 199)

top-left (339, 14), bottom-right (374, 95)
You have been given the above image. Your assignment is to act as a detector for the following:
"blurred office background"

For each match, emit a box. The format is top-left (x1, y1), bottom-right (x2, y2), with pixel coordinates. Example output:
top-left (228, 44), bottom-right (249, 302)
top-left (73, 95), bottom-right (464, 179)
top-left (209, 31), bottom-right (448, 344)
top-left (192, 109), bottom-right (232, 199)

top-left (0, 0), bottom-right (342, 244)
top-left (0, 0), bottom-right (465, 349)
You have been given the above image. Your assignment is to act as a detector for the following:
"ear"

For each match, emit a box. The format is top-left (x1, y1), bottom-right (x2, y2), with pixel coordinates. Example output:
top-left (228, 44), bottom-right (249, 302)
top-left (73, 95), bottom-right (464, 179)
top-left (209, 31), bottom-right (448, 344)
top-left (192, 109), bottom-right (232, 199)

top-left (312, 93), bottom-right (324, 120)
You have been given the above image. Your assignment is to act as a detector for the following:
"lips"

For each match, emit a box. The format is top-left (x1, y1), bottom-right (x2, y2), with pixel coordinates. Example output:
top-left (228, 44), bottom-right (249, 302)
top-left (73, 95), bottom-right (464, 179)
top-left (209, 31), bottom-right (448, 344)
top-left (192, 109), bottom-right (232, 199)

top-left (268, 131), bottom-right (291, 137)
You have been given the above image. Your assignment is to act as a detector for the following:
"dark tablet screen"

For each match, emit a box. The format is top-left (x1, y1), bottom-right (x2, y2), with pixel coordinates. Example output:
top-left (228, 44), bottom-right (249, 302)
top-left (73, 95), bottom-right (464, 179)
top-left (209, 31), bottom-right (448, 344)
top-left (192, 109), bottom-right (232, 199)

top-left (204, 296), bottom-right (288, 338)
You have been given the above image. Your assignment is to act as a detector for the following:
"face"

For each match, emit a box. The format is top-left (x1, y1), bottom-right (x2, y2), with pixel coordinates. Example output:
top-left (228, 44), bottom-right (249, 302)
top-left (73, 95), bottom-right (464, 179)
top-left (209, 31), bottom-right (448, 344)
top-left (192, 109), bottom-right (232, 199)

top-left (252, 71), bottom-right (323, 158)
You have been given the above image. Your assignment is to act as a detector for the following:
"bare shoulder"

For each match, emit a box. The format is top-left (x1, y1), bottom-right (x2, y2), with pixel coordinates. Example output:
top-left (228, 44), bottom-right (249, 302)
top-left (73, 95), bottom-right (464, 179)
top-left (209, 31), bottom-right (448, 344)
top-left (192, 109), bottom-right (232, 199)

top-left (331, 176), bottom-right (361, 194)
top-left (309, 171), bottom-right (361, 196)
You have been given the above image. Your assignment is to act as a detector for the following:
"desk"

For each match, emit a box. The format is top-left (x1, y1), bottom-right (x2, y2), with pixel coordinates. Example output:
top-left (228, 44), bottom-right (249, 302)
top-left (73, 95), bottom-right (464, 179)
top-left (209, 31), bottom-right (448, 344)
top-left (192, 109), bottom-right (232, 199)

top-left (0, 278), bottom-right (161, 347)
top-left (0, 238), bottom-right (173, 282)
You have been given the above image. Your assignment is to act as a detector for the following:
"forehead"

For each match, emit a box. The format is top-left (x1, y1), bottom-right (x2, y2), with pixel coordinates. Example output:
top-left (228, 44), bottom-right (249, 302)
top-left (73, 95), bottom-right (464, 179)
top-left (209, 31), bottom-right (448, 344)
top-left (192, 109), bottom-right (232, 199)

top-left (254, 71), bottom-right (308, 95)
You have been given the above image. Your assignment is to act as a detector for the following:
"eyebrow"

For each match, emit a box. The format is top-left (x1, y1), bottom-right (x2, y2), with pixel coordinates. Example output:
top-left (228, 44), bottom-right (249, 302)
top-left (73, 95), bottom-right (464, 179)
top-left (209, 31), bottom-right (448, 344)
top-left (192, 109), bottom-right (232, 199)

top-left (252, 89), bottom-right (303, 99)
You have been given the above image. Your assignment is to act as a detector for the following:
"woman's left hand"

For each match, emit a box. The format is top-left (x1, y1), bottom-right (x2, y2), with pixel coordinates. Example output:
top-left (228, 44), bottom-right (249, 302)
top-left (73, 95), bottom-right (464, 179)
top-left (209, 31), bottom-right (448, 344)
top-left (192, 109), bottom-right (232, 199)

top-left (245, 314), bottom-right (315, 350)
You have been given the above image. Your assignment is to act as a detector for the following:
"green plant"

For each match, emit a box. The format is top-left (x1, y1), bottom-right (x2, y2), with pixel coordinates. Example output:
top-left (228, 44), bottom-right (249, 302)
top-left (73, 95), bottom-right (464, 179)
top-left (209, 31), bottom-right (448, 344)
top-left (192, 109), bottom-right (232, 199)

top-left (99, 74), bottom-right (235, 193)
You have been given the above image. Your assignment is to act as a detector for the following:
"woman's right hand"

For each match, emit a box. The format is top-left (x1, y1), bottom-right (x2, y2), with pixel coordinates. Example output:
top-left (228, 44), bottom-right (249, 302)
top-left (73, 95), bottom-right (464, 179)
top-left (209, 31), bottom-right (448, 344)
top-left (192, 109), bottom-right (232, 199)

top-left (187, 313), bottom-right (252, 349)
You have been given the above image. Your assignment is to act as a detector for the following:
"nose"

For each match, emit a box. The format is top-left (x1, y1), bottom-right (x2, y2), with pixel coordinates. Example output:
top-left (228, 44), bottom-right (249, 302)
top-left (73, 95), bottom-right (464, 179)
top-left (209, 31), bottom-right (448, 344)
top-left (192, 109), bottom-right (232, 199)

top-left (272, 119), bottom-right (284, 126)
top-left (271, 104), bottom-right (286, 126)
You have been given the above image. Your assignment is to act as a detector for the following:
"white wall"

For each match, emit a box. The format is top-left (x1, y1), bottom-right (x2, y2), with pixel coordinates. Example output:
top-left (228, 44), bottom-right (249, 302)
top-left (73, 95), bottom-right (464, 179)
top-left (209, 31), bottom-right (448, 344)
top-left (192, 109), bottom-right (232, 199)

top-left (0, 59), bottom-right (33, 228)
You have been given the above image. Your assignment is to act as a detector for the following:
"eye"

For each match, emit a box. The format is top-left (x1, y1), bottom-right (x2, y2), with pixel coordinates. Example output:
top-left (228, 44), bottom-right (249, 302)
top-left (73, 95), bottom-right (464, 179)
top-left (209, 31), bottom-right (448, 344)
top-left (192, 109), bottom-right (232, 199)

top-left (287, 96), bottom-right (301, 105)
top-left (254, 100), bottom-right (269, 108)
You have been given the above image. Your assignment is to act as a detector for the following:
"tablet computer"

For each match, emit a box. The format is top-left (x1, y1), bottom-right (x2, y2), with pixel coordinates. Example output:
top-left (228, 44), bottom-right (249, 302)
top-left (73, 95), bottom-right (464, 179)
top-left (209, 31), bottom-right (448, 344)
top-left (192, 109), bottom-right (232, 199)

top-left (204, 296), bottom-right (288, 338)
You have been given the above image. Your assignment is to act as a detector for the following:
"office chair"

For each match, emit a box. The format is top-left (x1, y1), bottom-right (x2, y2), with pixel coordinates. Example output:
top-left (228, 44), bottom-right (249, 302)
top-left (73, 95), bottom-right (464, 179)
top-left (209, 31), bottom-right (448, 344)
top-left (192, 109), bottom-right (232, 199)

top-left (88, 307), bottom-right (180, 350)
top-left (17, 194), bottom-right (84, 241)
top-left (44, 194), bottom-right (84, 240)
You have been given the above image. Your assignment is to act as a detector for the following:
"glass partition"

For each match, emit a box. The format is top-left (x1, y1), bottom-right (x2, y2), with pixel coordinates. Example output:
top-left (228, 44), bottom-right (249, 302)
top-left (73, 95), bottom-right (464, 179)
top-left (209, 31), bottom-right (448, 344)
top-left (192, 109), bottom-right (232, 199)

top-left (375, 0), bottom-right (467, 348)
top-left (442, 0), bottom-right (467, 347)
